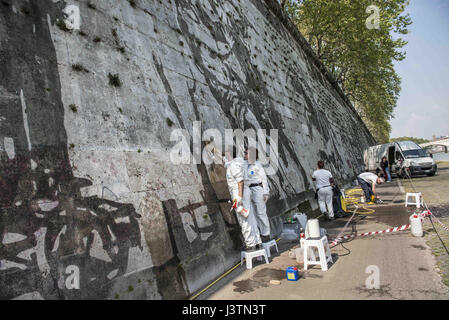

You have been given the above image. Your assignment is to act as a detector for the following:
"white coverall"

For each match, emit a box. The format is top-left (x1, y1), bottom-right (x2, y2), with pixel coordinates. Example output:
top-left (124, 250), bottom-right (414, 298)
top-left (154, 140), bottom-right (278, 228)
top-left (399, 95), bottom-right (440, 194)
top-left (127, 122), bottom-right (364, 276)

top-left (243, 160), bottom-right (270, 238)
top-left (312, 169), bottom-right (334, 218)
top-left (224, 157), bottom-right (260, 248)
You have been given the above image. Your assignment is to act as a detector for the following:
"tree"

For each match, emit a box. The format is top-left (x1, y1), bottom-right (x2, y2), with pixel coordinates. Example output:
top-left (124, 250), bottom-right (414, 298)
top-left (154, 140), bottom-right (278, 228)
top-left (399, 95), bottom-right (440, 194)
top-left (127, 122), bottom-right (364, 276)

top-left (283, 0), bottom-right (412, 143)
top-left (390, 137), bottom-right (430, 145)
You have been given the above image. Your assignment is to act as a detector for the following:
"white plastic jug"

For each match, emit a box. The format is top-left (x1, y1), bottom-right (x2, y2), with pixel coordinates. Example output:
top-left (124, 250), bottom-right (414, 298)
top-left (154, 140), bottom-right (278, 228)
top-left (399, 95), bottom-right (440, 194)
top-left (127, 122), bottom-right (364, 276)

top-left (236, 205), bottom-right (249, 218)
top-left (293, 212), bottom-right (307, 230)
top-left (295, 247), bottom-right (304, 263)
top-left (410, 214), bottom-right (423, 237)
top-left (307, 219), bottom-right (320, 238)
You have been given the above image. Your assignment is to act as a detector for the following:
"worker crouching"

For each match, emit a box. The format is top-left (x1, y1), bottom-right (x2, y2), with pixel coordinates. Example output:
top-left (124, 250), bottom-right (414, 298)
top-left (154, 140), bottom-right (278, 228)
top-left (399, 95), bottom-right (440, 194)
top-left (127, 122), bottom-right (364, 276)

top-left (357, 172), bottom-right (385, 203)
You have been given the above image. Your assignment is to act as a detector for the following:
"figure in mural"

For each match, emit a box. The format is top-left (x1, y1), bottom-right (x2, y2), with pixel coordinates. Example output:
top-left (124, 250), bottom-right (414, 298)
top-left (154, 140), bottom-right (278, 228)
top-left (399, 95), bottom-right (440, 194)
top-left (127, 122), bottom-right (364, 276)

top-left (172, 0), bottom-right (312, 203)
top-left (0, 0), bottom-right (156, 300)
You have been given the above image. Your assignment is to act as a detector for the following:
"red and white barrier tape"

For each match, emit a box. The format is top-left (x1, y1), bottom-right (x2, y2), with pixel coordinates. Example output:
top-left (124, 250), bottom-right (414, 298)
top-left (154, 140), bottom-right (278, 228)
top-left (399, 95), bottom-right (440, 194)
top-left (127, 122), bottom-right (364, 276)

top-left (420, 210), bottom-right (449, 232)
top-left (420, 210), bottom-right (432, 217)
top-left (435, 219), bottom-right (449, 232)
top-left (329, 224), bottom-right (411, 247)
top-left (328, 210), bottom-right (449, 248)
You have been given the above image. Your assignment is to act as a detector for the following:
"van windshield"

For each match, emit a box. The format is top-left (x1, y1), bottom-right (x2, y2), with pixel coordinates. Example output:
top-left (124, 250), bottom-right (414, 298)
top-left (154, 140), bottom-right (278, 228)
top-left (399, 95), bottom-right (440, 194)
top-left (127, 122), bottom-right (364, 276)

top-left (402, 149), bottom-right (428, 159)
top-left (397, 141), bottom-right (429, 159)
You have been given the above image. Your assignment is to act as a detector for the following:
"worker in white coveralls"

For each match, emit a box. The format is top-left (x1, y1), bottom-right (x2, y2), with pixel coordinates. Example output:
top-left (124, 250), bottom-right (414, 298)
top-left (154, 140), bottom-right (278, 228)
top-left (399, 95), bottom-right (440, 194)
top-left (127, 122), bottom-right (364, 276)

top-left (312, 160), bottom-right (335, 220)
top-left (223, 148), bottom-right (262, 252)
top-left (242, 148), bottom-right (272, 243)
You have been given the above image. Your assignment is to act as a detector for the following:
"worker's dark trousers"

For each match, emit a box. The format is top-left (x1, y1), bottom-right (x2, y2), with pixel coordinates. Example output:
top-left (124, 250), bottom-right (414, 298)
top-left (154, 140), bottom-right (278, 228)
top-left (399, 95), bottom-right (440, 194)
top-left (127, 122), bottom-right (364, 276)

top-left (357, 177), bottom-right (373, 201)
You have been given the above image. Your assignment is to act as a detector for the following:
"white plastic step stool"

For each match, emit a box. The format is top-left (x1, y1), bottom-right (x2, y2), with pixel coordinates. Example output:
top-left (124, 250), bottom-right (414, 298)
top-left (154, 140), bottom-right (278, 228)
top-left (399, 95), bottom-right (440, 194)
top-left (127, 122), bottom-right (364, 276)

top-left (405, 192), bottom-right (422, 208)
top-left (241, 249), bottom-right (269, 269)
top-left (262, 240), bottom-right (279, 258)
top-left (303, 235), bottom-right (333, 271)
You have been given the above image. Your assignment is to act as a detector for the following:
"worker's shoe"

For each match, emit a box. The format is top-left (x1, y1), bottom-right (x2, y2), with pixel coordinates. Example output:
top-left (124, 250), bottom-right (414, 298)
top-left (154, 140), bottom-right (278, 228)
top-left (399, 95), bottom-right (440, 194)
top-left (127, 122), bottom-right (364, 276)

top-left (261, 235), bottom-right (272, 243)
top-left (328, 216), bottom-right (334, 221)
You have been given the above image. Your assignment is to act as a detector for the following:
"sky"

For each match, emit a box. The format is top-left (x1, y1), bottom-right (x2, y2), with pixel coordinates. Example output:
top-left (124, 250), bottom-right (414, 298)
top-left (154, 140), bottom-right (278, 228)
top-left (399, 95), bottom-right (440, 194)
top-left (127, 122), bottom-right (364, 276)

top-left (389, 0), bottom-right (449, 140)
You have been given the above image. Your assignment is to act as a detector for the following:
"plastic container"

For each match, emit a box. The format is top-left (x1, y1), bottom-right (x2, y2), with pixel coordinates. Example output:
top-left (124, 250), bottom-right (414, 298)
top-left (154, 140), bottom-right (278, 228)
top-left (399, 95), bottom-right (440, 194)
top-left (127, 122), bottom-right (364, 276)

top-left (410, 214), bottom-right (423, 237)
top-left (293, 213), bottom-right (307, 230)
top-left (286, 267), bottom-right (299, 281)
top-left (299, 232), bottom-right (305, 245)
top-left (320, 227), bottom-right (327, 237)
top-left (307, 219), bottom-right (320, 238)
top-left (295, 247), bottom-right (304, 263)
top-left (281, 222), bottom-right (300, 240)
top-left (236, 205), bottom-right (249, 218)
top-left (288, 250), bottom-right (296, 259)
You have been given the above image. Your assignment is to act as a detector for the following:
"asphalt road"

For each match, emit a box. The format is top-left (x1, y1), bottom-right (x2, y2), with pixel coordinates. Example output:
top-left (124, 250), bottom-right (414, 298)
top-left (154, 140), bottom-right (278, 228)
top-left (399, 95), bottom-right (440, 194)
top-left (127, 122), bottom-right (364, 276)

top-left (201, 176), bottom-right (449, 300)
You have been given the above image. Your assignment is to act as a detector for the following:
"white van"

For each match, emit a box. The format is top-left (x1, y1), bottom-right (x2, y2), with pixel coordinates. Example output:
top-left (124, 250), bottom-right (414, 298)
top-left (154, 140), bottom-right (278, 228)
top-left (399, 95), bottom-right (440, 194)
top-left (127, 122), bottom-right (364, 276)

top-left (363, 140), bottom-right (437, 178)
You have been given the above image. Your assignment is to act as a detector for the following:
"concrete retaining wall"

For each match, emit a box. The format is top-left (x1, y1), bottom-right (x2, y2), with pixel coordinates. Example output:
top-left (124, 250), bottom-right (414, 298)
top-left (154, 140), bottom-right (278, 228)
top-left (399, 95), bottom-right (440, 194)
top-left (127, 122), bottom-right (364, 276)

top-left (0, 0), bottom-right (375, 299)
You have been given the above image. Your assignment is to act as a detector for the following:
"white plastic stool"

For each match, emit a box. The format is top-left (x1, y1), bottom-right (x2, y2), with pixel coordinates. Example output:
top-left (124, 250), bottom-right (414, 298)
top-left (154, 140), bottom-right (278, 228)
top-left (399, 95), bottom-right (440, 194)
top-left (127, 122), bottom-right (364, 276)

top-left (241, 249), bottom-right (269, 269)
top-left (262, 240), bottom-right (279, 258)
top-left (405, 192), bottom-right (422, 208)
top-left (303, 236), bottom-right (333, 271)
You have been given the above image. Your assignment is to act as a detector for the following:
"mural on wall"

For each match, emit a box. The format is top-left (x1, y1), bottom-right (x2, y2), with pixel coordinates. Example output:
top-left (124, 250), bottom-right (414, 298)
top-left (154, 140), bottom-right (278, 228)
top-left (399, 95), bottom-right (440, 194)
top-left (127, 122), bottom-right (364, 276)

top-left (173, 0), bottom-right (309, 202)
top-left (0, 0), bottom-right (188, 300)
top-left (171, 0), bottom-right (371, 209)
top-left (0, 0), bottom-right (374, 300)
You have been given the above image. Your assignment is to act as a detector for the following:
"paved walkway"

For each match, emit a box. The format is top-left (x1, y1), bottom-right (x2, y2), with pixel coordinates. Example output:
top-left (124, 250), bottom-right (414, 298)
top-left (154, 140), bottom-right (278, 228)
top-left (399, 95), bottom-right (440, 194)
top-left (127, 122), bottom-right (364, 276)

top-left (199, 178), bottom-right (449, 300)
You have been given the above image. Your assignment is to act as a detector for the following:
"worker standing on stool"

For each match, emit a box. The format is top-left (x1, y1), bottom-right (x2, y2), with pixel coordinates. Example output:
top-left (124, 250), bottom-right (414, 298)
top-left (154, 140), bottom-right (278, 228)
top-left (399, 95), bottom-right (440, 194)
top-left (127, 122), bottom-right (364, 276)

top-left (357, 172), bottom-right (385, 203)
top-left (243, 148), bottom-right (271, 243)
top-left (312, 160), bottom-right (335, 220)
top-left (224, 147), bottom-right (261, 252)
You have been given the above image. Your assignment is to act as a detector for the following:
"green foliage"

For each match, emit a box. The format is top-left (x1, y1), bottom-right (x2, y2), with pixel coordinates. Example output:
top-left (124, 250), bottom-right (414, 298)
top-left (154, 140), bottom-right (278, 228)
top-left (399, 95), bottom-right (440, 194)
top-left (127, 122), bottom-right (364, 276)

top-left (69, 104), bottom-right (78, 112)
top-left (55, 19), bottom-right (71, 32)
top-left (283, 0), bottom-right (412, 143)
top-left (166, 118), bottom-right (174, 127)
top-left (71, 64), bottom-right (89, 73)
top-left (108, 73), bottom-right (122, 87)
top-left (390, 136), bottom-right (430, 145)
top-left (128, 0), bottom-right (136, 8)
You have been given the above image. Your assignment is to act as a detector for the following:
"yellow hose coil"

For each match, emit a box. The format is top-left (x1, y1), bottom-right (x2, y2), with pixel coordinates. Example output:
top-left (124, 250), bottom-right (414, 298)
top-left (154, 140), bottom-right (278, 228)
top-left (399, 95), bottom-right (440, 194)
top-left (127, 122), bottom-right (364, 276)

top-left (343, 188), bottom-right (376, 214)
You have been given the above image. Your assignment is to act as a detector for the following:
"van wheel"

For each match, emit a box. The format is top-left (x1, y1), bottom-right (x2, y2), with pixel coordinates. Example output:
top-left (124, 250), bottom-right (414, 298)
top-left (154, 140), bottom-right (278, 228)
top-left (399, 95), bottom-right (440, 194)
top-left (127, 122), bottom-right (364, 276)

top-left (426, 172), bottom-right (435, 176)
